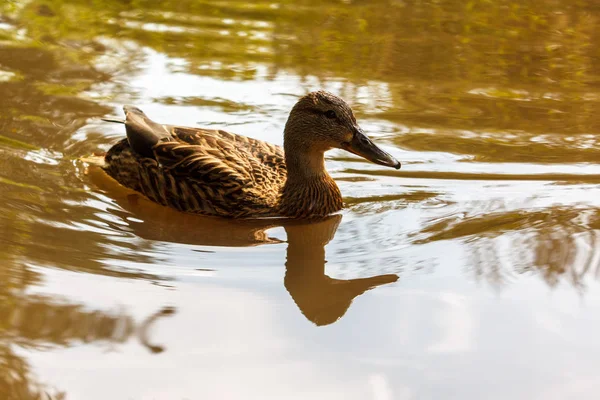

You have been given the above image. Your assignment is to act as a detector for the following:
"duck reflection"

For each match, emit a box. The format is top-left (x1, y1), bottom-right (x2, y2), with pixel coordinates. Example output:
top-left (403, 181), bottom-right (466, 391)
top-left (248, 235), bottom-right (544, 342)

top-left (87, 165), bottom-right (398, 325)
top-left (284, 217), bottom-right (398, 326)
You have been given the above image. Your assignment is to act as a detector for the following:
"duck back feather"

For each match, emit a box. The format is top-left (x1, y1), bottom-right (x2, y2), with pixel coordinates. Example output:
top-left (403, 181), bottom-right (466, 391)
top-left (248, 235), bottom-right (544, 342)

top-left (103, 106), bottom-right (287, 218)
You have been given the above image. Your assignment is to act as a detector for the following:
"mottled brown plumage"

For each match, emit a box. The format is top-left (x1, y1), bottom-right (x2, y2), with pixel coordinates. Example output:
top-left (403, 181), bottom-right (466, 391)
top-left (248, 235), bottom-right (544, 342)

top-left (102, 91), bottom-right (400, 218)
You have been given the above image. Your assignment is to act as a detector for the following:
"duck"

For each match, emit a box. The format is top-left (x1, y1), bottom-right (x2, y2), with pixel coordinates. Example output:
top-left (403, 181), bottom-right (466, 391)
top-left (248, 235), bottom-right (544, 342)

top-left (101, 90), bottom-right (401, 218)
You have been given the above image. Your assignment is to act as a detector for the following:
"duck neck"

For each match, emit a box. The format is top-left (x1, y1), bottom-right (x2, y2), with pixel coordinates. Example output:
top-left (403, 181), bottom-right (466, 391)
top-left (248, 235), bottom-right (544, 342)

top-left (280, 142), bottom-right (343, 218)
top-left (285, 146), bottom-right (327, 180)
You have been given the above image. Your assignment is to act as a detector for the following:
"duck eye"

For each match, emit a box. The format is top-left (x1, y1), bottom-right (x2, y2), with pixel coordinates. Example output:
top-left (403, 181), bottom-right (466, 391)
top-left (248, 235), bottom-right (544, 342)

top-left (324, 110), bottom-right (336, 119)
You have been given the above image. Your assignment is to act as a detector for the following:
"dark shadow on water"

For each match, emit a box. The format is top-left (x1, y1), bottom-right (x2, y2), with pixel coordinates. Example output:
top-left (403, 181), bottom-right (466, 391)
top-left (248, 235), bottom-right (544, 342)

top-left (87, 165), bottom-right (399, 326)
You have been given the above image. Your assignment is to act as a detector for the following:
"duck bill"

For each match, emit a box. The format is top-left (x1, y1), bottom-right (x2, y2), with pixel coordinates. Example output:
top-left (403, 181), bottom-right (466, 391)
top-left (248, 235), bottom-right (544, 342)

top-left (342, 128), bottom-right (401, 169)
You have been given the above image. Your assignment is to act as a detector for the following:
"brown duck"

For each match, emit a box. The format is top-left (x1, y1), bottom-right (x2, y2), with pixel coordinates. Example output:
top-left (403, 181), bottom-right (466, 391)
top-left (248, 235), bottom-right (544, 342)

top-left (101, 90), bottom-right (400, 218)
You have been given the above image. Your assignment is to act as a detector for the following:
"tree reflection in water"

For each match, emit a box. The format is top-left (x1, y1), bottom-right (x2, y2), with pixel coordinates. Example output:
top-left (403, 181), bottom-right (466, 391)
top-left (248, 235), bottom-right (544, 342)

top-left (0, 291), bottom-right (175, 399)
top-left (414, 206), bottom-right (600, 290)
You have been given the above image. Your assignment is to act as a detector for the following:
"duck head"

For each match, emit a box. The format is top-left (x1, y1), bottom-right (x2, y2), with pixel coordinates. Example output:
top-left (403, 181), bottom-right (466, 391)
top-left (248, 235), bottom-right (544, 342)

top-left (283, 90), bottom-right (401, 171)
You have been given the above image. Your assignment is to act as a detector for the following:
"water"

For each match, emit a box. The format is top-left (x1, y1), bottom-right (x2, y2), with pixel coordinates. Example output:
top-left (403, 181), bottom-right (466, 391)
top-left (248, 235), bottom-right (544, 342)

top-left (2, 0), bottom-right (600, 398)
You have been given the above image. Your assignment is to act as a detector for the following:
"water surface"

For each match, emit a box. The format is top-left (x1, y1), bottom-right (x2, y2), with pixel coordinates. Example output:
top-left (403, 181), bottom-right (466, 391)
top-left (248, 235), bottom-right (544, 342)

top-left (3, 1), bottom-right (600, 399)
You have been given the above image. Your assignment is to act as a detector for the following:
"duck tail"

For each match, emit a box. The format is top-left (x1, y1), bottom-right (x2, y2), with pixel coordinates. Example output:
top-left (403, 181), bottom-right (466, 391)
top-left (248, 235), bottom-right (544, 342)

top-left (122, 105), bottom-right (172, 159)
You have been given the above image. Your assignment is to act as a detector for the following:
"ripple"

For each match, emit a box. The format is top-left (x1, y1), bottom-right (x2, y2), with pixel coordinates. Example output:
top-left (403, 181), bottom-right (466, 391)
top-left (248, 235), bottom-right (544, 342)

top-left (395, 131), bottom-right (600, 163)
top-left (344, 168), bottom-right (600, 183)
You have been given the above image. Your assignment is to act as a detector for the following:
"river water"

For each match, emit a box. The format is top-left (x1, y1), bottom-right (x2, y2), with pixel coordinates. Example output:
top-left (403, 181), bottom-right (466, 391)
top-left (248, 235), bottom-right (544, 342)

top-left (2, 1), bottom-right (600, 399)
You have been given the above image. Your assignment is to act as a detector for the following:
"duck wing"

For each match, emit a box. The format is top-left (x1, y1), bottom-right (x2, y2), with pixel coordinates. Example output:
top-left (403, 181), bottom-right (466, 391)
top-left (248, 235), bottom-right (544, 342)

top-left (158, 126), bottom-right (286, 185)
top-left (171, 125), bottom-right (285, 169)
top-left (104, 106), bottom-right (287, 217)
top-left (152, 136), bottom-right (254, 190)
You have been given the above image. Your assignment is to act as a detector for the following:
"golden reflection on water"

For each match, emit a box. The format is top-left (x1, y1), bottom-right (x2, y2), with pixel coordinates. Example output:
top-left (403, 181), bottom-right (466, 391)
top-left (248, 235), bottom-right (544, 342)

top-left (3, 0), bottom-right (600, 398)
